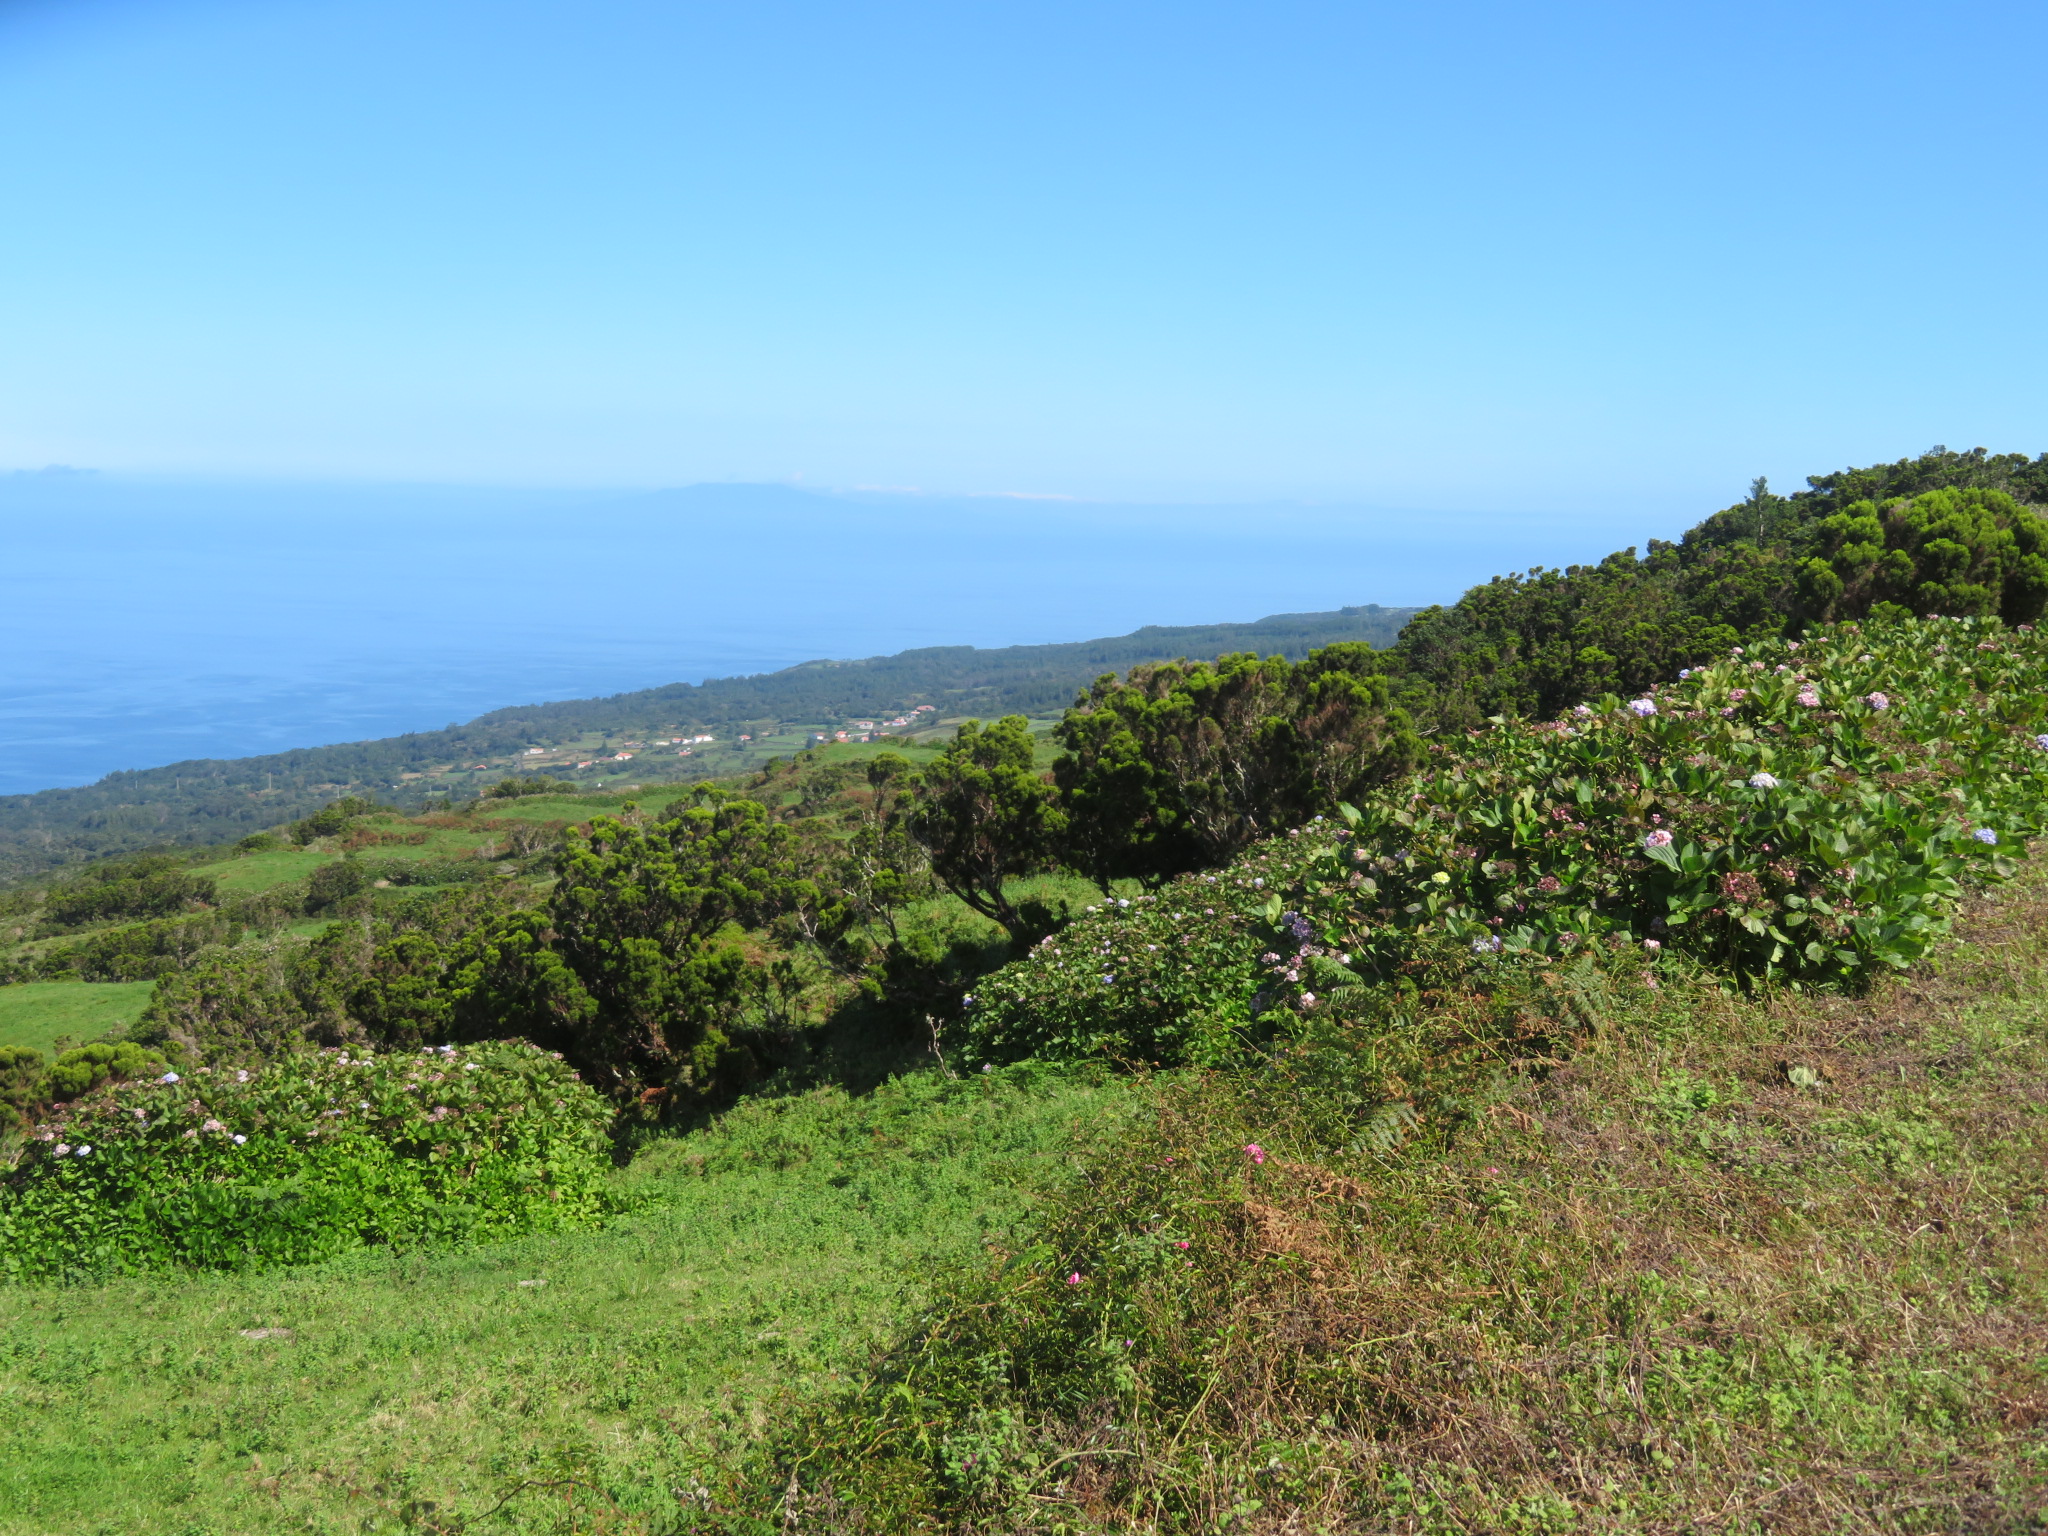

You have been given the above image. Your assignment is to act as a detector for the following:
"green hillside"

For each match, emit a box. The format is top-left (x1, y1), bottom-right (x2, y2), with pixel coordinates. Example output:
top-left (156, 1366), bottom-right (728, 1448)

top-left (0, 604), bottom-right (1415, 883)
top-left (2, 445), bottom-right (2047, 1533)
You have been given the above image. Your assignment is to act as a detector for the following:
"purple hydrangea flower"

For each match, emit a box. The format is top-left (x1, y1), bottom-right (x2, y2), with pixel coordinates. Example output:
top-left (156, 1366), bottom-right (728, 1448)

top-left (1864, 692), bottom-right (1890, 710)
top-left (1628, 698), bottom-right (1657, 717)
top-left (1973, 828), bottom-right (1998, 845)
top-left (1748, 772), bottom-right (1779, 789)
top-left (1644, 829), bottom-right (1674, 849)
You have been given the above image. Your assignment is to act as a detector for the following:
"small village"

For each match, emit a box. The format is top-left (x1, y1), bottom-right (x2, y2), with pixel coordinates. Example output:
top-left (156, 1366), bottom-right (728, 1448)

top-left (391, 703), bottom-right (947, 787)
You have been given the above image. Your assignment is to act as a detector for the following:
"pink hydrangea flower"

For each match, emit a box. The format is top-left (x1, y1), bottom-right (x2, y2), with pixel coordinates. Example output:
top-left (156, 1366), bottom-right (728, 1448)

top-left (1797, 688), bottom-right (1821, 708)
top-left (1244, 1143), bottom-right (1266, 1165)
top-left (1864, 692), bottom-right (1889, 709)
top-left (1644, 829), bottom-right (1674, 848)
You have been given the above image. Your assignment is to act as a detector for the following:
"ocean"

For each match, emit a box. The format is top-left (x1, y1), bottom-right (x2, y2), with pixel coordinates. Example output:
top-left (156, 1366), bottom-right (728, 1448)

top-left (0, 474), bottom-right (1661, 796)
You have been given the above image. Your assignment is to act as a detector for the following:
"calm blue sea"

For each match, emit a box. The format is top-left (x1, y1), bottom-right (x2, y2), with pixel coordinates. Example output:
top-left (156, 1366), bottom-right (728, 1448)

top-left (0, 475), bottom-right (1665, 796)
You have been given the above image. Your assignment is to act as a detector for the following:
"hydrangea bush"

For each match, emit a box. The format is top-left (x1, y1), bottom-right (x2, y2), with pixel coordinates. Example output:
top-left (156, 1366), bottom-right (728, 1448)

top-left (0, 1040), bottom-right (613, 1279)
top-left (959, 617), bottom-right (2048, 1064)
top-left (954, 842), bottom-right (1333, 1065)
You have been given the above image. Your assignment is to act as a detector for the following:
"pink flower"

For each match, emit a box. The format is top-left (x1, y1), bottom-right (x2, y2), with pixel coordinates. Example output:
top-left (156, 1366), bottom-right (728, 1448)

top-left (1796, 688), bottom-right (1821, 708)
top-left (1864, 692), bottom-right (1889, 710)
top-left (1066, 1272), bottom-right (1082, 1285)
top-left (1244, 1143), bottom-right (1266, 1165)
top-left (1174, 1240), bottom-right (1190, 1249)
top-left (1644, 829), bottom-right (1674, 849)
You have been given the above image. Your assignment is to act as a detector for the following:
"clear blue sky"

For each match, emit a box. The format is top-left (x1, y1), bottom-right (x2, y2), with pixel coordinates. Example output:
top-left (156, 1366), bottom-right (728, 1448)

top-left (2, 0), bottom-right (2042, 513)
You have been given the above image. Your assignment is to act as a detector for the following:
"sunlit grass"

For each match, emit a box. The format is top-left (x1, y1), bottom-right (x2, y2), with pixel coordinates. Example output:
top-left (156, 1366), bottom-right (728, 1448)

top-left (0, 1063), bottom-right (1137, 1536)
top-left (0, 980), bottom-right (156, 1058)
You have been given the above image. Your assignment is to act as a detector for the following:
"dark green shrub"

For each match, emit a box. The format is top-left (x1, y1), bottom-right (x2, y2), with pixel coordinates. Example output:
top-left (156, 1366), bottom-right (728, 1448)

top-left (0, 1046), bottom-right (46, 1127)
top-left (377, 855), bottom-right (493, 887)
top-left (305, 859), bottom-right (374, 911)
top-left (290, 795), bottom-right (386, 845)
top-left (0, 1040), bottom-right (611, 1279)
top-left (41, 855), bottom-right (216, 930)
top-left (1054, 646), bottom-right (1422, 888)
top-left (44, 1041), bottom-right (167, 1102)
top-left (483, 776), bottom-right (579, 799)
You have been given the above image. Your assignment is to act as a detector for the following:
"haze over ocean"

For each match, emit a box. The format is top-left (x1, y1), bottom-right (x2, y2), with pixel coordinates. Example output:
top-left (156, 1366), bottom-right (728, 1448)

top-left (0, 474), bottom-right (1658, 796)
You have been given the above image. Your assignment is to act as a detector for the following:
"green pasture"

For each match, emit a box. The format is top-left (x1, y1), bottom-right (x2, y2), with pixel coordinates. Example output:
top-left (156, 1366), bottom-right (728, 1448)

top-left (0, 981), bottom-right (157, 1059)
top-left (0, 1063), bottom-right (1134, 1536)
top-left (189, 847), bottom-right (334, 896)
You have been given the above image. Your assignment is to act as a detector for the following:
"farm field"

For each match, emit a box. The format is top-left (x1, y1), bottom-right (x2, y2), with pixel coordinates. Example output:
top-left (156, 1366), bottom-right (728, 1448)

top-left (0, 981), bottom-right (157, 1059)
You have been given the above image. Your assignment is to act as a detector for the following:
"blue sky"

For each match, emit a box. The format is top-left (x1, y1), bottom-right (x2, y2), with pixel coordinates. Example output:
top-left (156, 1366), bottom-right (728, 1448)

top-left (1, 0), bottom-right (2042, 513)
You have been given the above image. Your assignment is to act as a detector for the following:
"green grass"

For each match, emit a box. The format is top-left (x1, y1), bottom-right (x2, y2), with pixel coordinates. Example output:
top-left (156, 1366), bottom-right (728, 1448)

top-left (0, 981), bottom-right (157, 1059)
top-left (744, 866), bottom-right (2048, 1533)
top-left (0, 1063), bottom-right (1138, 1536)
top-left (193, 848), bottom-right (336, 896)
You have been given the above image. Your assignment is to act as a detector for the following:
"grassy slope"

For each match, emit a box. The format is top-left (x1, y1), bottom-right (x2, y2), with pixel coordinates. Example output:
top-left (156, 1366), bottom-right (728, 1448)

top-left (0, 1065), bottom-right (1134, 1536)
top-left (757, 864), bottom-right (2048, 1533)
top-left (0, 860), bottom-right (2038, 1533)
top-left (0, 982), bottom-right (158, 1059)
top-left (1281, 867), bottom-right (2048, 1530)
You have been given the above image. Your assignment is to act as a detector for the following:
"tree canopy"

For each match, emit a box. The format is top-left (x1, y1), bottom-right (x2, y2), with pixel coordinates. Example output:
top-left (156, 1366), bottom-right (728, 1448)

top-left (1053, 646), bottom-right (1422, 888)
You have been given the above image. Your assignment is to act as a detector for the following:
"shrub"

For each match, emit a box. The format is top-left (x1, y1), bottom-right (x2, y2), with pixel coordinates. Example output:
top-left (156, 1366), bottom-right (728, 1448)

top-left (306, 858), bottom-right (375, 911)
top-left (41, 854), bottom-right (217, 930)
top-left (289, 795), bottom-right (386, 845)
top-left (0, 1046), bottom-right (46, 1127)
top-left (1307, 615), bottom-right (2046, 986)
top-left (0, 1040), bottom-right (611, 1279)
top-left (0, 1042), bottom-right (168, 1132)
top-left (955, 878), bottom-right (1280, 1067)
top-left (484, 775), bottom-right (579, 799)
top-left (44, 1041), bottom-right (168, 1101)
top-left (959, 618), bottom-right (2048, 1065)
top-left (373, 854), bottom-right (495, 888)
top-left (1054, 645), bottom-right (1422, 887)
